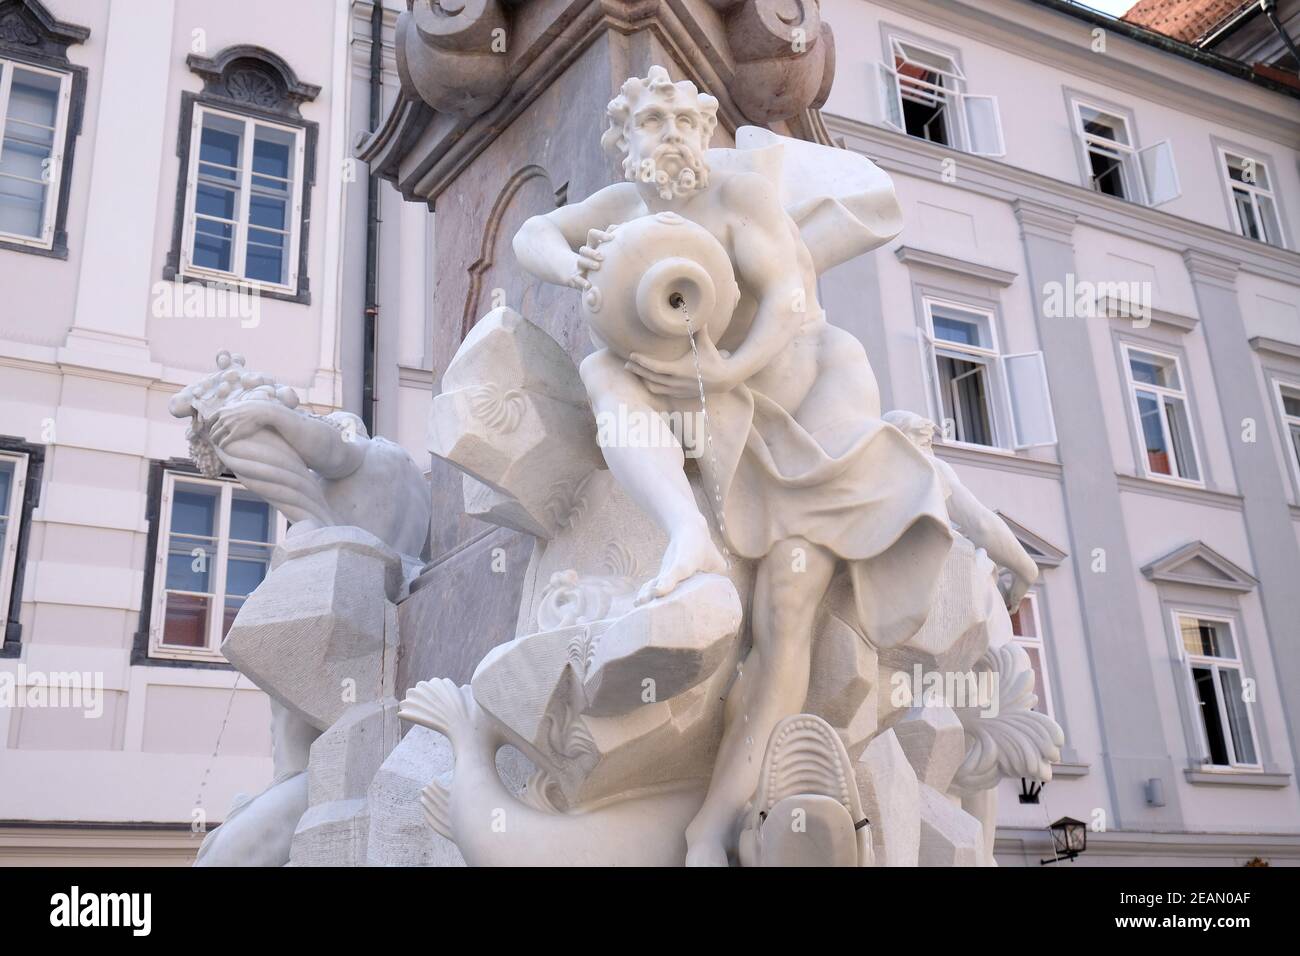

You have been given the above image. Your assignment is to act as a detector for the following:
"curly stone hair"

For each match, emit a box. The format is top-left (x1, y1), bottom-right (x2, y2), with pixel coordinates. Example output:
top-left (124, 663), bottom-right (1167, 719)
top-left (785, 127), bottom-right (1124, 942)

top-left (600, 65), bottom-right (720, 160)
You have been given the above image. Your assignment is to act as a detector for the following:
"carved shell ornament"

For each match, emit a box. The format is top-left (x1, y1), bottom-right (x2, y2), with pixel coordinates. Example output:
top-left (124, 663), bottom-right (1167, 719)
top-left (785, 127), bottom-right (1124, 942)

top-left (0, 12), bottom-right (39, 45)
top-left (467, 381), bottom-right (525, 433)
top-left (226, 68), bottom-right (281, 108)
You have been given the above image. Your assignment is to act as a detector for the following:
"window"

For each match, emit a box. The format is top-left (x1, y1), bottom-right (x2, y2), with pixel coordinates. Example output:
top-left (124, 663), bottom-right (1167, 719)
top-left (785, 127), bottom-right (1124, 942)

top-left (1122, 346), bottom-right (1201, 483)
top-left (0, 57), bottom-right (71, 248)
top-left (1070, 98), bottom-right (1179, 206)
top-left (0, 451), bottom-right (29, 633)
top-left (179, 105), bottom-right (305, 290)
top-left (1275, 382), bottom-right (1300, 493)
top-left (1221, 151), bottom-right (1285, 248)
top-left (917, 298), bottom-right (1056, 450)
top-left (878, 37), bottom-right (1004, 157)
top-left (148, 471), bottom-right (284, 661)
top-left (1010, 592), bottom-right (1053, 718)
top-left (1178, 613), bottom-right (1259, 769)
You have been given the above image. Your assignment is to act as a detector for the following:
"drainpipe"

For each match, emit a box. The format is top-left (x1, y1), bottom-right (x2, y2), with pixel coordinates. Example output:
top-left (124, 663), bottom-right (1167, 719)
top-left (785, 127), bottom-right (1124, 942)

top-left (362, 0), bottom-right (383, 435)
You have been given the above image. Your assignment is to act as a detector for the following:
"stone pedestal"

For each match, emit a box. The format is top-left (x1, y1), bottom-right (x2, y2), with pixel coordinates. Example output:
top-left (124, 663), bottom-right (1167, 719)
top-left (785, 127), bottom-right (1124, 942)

top-left (221, 525), bottom-right (405, 866)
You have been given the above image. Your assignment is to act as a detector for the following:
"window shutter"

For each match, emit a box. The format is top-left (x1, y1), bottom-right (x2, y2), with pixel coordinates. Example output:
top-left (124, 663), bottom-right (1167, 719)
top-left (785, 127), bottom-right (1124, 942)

top-left (877, 62), bottom-right (904, 132)
top-left (962, 94), bottom-right (1005, 158)
top-left (1001, 351), bottom-right (1057, 448)
top-left (916, 326), bottom-right (942, 424)
top-left (1138, 140), bottom-right (1181, 207)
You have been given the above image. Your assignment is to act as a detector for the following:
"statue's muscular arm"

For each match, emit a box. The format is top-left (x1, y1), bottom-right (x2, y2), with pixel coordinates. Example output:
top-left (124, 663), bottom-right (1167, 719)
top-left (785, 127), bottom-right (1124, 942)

top-left (210, 402), bottom-right (366, 480)
top-left (718, 172), bottom-right (809, 382)
top-left (934, 457), bottom-right (1038, 608)
top-left (513, 183), bottom-right (642, 288)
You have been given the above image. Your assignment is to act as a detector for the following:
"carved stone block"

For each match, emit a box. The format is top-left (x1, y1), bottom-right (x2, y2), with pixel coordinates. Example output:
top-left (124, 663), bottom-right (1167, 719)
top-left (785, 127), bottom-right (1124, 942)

top-left (917, 783), bottom-right (983, 867)
top-left (855, 729), bottom-right (920, 867)
top-left (430, 307), bottom-right (605, 539)
top-left (805, 572), bottom-right (878, 760)
top-left (222, 526), bottom-right (401, 732)
top-left (893, 706), bottom-right (966, 793)
top-left (583, 573), bottom-right (741, 716)
top-left (470, 574), bottom-right (743, 806)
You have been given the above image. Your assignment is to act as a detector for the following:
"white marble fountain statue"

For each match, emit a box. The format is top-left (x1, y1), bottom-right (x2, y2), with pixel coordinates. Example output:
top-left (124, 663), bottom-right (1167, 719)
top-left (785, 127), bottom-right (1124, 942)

top-left (178, 66), bottom-right (1063, 867)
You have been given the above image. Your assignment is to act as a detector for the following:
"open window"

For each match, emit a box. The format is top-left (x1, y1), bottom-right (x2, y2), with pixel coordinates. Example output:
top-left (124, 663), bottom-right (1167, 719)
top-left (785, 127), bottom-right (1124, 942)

top-left (1220, 150), bottom-right (1286, 248)
top-left (1178, 613), bottom-right (1259, 770)
top-left (877, 37), bottom-right (1004, 157)
top-left (1122, 345), bottom-right (1201, 483)
top-left (1071, 99), bottom-right (1179, 206)
top-left (918, 298), bottom-right (1055, 451)
top-left (1275, 382), bottom-right (1300, 495)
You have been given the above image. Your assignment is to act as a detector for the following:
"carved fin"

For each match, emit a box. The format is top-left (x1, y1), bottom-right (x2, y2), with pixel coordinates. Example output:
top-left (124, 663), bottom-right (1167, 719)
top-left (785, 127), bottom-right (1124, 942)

top-left (399, 678), bottom-right (474, 742)
top-left (420, 781), bottom-right (453, 840)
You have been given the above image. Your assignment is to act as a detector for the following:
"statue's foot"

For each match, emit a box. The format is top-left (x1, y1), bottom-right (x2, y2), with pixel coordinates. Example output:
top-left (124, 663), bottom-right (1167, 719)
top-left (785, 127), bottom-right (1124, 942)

top-left (637, 521), bottom-right (727, 605)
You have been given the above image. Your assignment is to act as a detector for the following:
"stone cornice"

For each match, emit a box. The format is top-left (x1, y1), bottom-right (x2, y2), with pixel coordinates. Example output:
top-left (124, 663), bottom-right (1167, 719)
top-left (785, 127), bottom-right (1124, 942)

top-left (825, 113), bottom-right (1300, 287)
top-left (1183, 249), bottom-right (1241, 290)
top-left (1098, 296), bottom-right (1199, 333)
top-left (1014, 199), bottom-right (1077, 243)
top-left (362, 0), bottom-right (836, 202)
top-left (1183, 769), bottom-right (1291, 788)
top-left (934, 442), bottom-right (1063, 480)
top-left (893, 245), bottom-right (1018, 286)
top-left (1116, 473), bottom-right (1245, 512)
top-left (1250, 337), bottom-right (1300, 362)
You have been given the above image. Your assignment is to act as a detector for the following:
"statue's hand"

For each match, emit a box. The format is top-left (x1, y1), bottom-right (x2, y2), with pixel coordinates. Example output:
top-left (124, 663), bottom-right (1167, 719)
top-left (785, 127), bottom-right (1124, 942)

top-left (998, 567), bottom-right (1034, 614)
top-left (627, 338), bottom-right (742, 397)
top-left (208, 400), bottom-right (280, 448)
top-left (568, 227), bottom-right (615, 291)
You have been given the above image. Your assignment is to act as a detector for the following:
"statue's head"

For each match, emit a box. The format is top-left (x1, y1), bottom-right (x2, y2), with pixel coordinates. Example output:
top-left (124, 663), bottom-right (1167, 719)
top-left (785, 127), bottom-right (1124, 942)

top-left (171, 351), bottom-right (301, 477)
top-left (602, 65), bottom-right (719, 201)
top-left (883, 410), bottom-right (937, 454)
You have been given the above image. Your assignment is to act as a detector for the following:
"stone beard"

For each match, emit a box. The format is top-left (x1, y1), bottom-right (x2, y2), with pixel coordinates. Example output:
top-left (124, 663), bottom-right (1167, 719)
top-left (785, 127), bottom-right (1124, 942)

top-left (622, 140), bottom-right (710, 200)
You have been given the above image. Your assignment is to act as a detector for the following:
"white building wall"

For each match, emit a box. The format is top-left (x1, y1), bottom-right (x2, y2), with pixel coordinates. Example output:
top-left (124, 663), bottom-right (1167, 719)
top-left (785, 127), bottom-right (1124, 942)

top-left (0, 0), bottom-right (428, 861)
top-left (824, 0), bottom-right (1300, 864)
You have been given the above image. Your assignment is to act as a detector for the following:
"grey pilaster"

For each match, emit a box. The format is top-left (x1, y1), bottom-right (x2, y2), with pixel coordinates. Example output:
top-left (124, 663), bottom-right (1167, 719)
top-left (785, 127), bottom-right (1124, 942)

top-left (1184, 249), bottom-right (1300, 778)
top-left (1014, 199), bottom-right (1183, 830)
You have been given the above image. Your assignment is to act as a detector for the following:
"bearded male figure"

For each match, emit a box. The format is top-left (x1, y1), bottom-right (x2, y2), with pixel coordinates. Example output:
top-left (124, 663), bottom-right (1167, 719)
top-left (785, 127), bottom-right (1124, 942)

top-left (513, 67), bottom-right (953, 865)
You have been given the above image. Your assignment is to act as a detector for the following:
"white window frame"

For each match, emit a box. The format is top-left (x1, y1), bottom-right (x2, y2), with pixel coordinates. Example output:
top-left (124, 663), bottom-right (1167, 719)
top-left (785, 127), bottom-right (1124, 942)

top-left (878, 37), bottom-right (1005, 158)
top-left (1071, 97), bottom-right (1138, 201)
top-left (1273, 379), bottom-right (1300, 501)
top-left (0, 56), bottom-right (73, 249)
top-left (1069, 97), bottom-right (1179, 207)
top-left (148, 471), bottom-right (286, 663)
top-left (179, 103), bottom-right (306, 293)
top-left (1175, 610), bottom-right (1261, 771)
top-left (921, 297), bottom-right (1004, 449)
top-left (918, 296), bottom-right (1056, 451)
top-left (1011, 590), bottom-right (1053, 719)
top-left (0, 451), bottom-right (29, 630)
top-left (1218, 148), bottom-right (1288, 249)
top-left (1121, 343), bottom-right (1204, 486)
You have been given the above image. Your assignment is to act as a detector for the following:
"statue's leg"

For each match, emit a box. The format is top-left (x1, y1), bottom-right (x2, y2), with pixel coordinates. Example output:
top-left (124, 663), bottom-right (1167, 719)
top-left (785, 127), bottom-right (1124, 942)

top-left (685, 536), bottom-right (836, 866)
top-left (579, 349), bottom-right (726, 603)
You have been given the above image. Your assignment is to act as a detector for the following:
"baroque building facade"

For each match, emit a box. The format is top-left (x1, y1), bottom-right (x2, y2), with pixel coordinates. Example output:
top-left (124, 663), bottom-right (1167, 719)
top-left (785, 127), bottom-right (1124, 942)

top-left (0, 0), bottom-right (1297, 865)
